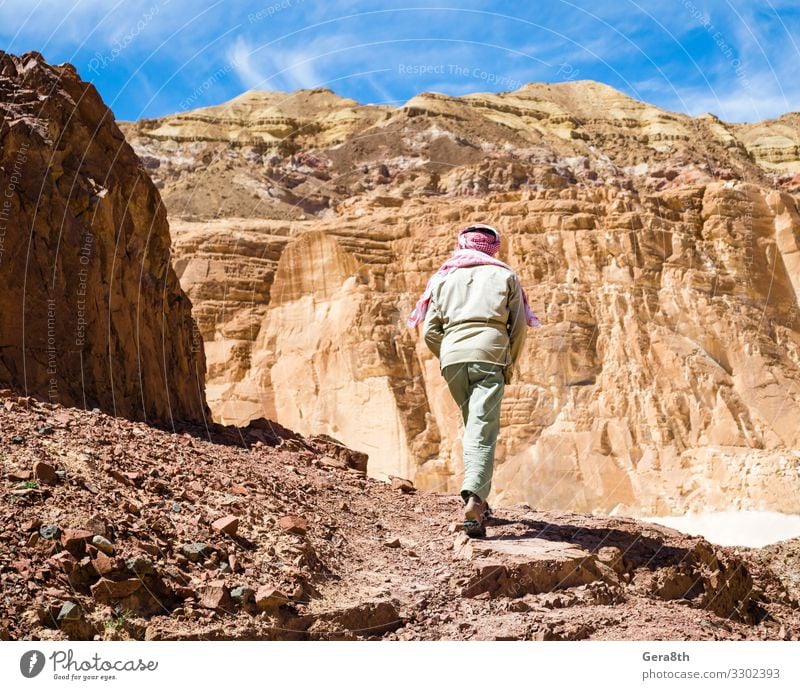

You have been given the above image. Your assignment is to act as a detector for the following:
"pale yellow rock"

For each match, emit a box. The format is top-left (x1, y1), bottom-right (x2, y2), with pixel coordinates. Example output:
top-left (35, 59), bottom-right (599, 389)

top-left (137, 88), bottom-right (388, 147)
top-left (170, 181), bottom-right (800, 517)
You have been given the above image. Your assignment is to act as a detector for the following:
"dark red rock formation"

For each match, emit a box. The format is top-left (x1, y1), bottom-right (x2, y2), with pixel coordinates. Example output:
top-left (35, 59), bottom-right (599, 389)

top-left (0, 51), bottom-right (208, 423)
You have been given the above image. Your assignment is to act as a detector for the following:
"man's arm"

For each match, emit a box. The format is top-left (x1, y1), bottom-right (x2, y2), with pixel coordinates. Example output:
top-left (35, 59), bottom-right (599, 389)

top-left (505, 274), bottom-right (527, 382)
top-left (422, 291), bottom-right (444, 358)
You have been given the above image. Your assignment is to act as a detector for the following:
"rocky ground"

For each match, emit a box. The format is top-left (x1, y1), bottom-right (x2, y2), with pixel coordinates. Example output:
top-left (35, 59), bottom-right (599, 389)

top-left (1, 389), bottom-right (798, 641)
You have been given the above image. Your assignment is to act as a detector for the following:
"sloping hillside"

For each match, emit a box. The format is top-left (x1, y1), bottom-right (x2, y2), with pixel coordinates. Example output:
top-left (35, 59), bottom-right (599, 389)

top-left (1, 389), bottom-right (798, 641)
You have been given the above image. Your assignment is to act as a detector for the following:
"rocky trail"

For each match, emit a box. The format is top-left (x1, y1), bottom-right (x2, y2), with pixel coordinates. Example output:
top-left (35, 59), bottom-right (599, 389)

top-left (1, 390), bottom-right (798, 641)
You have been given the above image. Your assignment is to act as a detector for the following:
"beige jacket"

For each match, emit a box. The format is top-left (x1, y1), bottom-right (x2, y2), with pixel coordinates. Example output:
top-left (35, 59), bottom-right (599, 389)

top-left (422, 264), bottom-right (527, 381)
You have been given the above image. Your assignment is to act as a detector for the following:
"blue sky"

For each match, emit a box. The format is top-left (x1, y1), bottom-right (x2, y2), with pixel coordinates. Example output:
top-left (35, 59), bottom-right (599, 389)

top-left (1, 0), bottom-right (798, 123)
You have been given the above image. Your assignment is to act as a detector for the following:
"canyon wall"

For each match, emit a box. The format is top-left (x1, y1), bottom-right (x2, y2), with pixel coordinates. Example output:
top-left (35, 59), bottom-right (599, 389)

top-left (0, 51), bottom-right (208, 423)
top-left (123, 82), bottom-right (800, 513)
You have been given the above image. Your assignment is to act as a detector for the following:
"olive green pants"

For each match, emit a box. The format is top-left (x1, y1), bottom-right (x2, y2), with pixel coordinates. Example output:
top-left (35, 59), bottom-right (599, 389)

top-left (441, 361), bottom-right (505, 502)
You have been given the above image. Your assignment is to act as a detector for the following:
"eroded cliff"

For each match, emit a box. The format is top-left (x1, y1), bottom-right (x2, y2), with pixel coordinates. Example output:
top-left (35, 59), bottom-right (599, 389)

top-left (123, 82), bottom-right (800, 514)
top-left (0, 51), bottom-right (208, 423)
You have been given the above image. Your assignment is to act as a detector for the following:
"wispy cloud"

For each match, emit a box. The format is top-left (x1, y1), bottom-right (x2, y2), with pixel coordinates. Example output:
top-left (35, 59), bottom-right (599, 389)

top-left (226, 31), bottom-right (366, 92)
top-left (227, 36), bottom-right (266, 89)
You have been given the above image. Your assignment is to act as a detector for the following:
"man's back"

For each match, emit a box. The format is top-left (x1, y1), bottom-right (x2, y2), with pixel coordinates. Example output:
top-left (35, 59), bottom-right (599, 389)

top-left (411, 222), bottom-right (536, 537)
top-left (422, 264), bottom-right (527, 370)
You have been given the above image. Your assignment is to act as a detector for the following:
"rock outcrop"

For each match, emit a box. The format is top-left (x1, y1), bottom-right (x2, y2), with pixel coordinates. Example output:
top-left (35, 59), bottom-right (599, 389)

top-left (0, 51), bottom-right (208, 423)
top-left (122, 81), bottom-right (800, 514)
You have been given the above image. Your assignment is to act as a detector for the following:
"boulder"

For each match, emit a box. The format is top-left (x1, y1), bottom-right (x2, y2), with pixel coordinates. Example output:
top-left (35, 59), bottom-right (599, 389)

top-left (454, 535), bottom-right (603, 598)
top-left (389, 477), bottom-right (415, 493)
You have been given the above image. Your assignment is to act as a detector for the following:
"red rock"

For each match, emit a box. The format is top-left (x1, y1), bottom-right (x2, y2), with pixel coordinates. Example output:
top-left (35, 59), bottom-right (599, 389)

top-left (32, 461), bottom-right (56, 483)
top-left (212, 515), bottom-right (239, 535)
top-left (177, 490), bottom-right (195, 503)
top-left (173, 586), bottom-right (195, 600)
top-left (149, 479), bottom-right (170, 494)
top-left (278, 515), bottom-right (308, 535)
top-left (91, 552), bottom-right (122, 577)
top-left (50, 552), bottom-right (76, 573)
top-left (85, 515), bottom-right (108, 538)
top-left (11, 558), bottom-right (32, 574)
top-left (319, 456), bottom-right (347, 469)
top-left (52, 411), bottom-right (72, 426)
top-left (138, 543), bottom-right (160, 558)
top-left (390, 476), bottom-right (416, 493)
top-left (0, 56), bottom-right (207, 422)
top-left (318, 600), bottom-right (403, 635)
top-left (90, 578), bottom-right (142, 603)
top-left (121, 500), bottom-right (141, 516)
top-left (198, 581), bottom-right (233, 611)
top-left (109, 470), bottom-right (133, 486)
top-left (21, 518), bottom-right (42, 532)
top-left (60, 529), bottom-right (94, 556)
top-left (254, 586), bottom-right (288, 612)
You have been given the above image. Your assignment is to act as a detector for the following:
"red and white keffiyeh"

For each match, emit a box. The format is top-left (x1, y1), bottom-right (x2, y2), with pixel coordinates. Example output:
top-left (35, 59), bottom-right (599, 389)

top-left (406, 224), bottom-right (540, 328)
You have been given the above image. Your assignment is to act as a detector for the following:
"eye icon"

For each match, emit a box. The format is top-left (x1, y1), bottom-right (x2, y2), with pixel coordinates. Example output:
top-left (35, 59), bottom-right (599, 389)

top-left (20, 650), bottom-right (45, 678)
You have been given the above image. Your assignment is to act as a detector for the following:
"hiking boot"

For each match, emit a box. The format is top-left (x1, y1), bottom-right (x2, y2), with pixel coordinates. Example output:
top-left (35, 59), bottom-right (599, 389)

top-left (464, 493), bottom-right (485, 521)
top-left (463, 493), bottom-right (487, 538)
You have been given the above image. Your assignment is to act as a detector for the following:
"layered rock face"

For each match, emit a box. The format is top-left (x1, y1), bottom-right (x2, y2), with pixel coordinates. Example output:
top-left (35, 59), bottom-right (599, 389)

top-left (124, 81), bottom-right (800, 514)
top-left (169, 184), bottom-right (800, 515)
top-left (0, 52), bottom-right (208, 423)
top-left (121, 80), bottom-right (800, 220)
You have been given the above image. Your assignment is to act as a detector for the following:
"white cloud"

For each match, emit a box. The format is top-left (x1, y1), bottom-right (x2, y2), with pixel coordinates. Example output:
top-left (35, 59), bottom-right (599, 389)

top-left (673, 81), bottom-right (799, 123)
top-left (227, 36), bottom-right (269, 89)
top-left (275, 48), bottom-right (322, 89)
top-left (227, 30), bottom-right (376, 92)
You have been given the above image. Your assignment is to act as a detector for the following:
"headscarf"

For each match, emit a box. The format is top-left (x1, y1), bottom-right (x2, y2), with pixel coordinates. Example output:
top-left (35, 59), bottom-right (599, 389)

top-left (458, 223), bottom-right (501, 255)
top-left (406, 224), bottom-right (540, 328)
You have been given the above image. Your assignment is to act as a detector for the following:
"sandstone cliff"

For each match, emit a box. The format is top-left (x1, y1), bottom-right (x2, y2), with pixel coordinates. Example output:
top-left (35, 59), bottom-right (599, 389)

top-left (122, 83), bottom-right (800, 515)
top-left (0, 51), bottom-right (208, 423)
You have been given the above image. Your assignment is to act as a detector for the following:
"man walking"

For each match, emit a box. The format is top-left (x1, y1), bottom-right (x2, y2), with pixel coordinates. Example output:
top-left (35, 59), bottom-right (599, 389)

top-left (407, 224), bottom-right (539, 537)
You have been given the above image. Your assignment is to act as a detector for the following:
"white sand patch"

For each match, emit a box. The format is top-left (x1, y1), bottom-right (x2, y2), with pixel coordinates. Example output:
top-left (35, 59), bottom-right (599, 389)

top-left (640, 511), bottom-right (800, 548)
